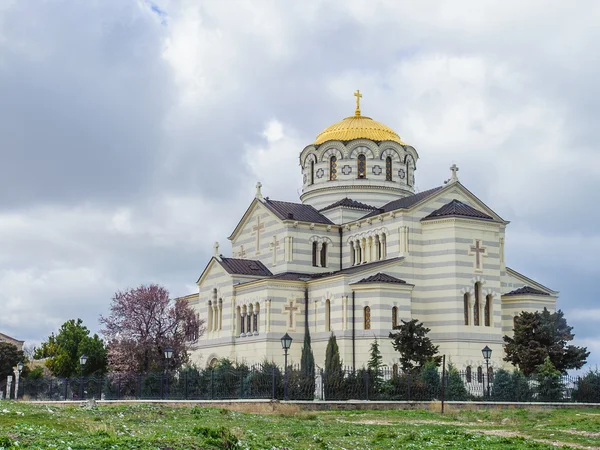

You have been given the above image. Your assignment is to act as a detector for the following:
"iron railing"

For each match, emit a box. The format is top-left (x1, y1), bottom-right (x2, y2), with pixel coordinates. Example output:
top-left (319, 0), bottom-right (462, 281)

top-left (8, 365), bottom-right (600, 403)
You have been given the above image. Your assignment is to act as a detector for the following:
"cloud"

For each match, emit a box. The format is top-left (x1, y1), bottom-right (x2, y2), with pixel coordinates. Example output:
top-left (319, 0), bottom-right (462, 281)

top-left (0, 0), bottom-right (599, 370)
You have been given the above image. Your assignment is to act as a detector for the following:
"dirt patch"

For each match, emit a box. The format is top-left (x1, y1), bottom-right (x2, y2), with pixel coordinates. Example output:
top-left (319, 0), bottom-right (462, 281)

top-left (472, 428), bottom-right (599, 449)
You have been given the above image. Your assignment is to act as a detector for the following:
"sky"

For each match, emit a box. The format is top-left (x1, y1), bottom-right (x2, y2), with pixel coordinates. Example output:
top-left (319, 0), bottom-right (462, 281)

top-left (1, 0), bottom-right (599, 369)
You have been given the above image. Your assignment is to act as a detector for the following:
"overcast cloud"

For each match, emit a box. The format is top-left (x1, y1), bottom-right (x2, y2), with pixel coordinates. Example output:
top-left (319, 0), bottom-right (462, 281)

top-left (1, 0), bottom-right (599, 368)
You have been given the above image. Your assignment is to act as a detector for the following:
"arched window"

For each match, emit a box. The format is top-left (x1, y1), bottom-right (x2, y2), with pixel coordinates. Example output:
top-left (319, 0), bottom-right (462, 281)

top-left (236, 306), bottom-right (241, 335)
top-left (513, 316), bottom-right (518, 330)
top-left (392, 364), bottom-right (399, 378)
top-left (484, 295), bottom-right (492, 327)
top-left (466, 366), bottom-right (472, 382)
top-left (320, 242), bottom-right (327, 267)
top-left (386, 156), bottom-right (392, 181)
top-left (473, 282), bottom-right (481, 326)
top-left (463, 293), bottom-right (470, 326)
top-left (357, 154), bottom-right (366, 179)
top-left (330, 156), bottom-right (337, 180)
top-left (325, 300), bottom-right (331, 332)
top-left (364, 306), bottom-right (371, 330)
top-left (218, 298), bottom-right (223, 330)
top-left (207, 300), bottom-right (213, 332)
top-left (392, 306), bottom-right (398, 328)
top-left (312, 241), bottom-right (318, 267)
top-left (350, 242), bottom-right (355, 266)
top-left (488, 366), bottom-right (494, 383)
top-left (477, 366), bottom-right (483, 383)
top-left (310, 160), bottom-right (315, 185)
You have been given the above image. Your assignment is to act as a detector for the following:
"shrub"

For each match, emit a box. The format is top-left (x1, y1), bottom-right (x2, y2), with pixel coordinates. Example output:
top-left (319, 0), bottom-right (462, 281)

top-left (572, 370), bottom-right (600, 403)
top-left (490, 368), bottom-right (513, 401)
top-left (445, 364), bottom-right (468, 401)
top-left (418, 360), bottom-right (441, 400)
top-left (192, 425), bottom-right (239, 449)
top-left (535, 357), bottom-right (563, 402)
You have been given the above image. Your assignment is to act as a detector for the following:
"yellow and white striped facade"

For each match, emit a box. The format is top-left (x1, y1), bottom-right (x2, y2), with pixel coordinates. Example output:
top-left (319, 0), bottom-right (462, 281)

top-left (186, 111), bottom-right (557, 373)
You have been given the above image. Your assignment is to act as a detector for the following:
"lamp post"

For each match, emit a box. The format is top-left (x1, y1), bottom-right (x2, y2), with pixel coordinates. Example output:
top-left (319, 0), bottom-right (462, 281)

top-left (15, 362), bottom-right (24, 400)
top-left (79, 354), bottom-right (88, 400)
top-left (280, 333), bottom-right (293, 401)
top-left (164, 347), bottom-right (173, 400)
top-left (481, 345), bottom-right (492, 398)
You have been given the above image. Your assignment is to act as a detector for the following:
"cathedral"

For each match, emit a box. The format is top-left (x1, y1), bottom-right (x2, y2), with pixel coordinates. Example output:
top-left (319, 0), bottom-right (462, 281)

top-left (184, 91), bottom-right (557, 372)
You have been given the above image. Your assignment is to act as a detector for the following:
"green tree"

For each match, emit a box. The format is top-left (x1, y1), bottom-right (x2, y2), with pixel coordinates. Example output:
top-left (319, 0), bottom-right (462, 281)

top-left (490, 368), bottom-right (513, 401)
top-left (535, 356), bottom-right (563, 402)
top-left (445, 364), bottom-right (468, 401)
top-left (324, 334), bottom-right (342, 376)
top-left (572, 369), bottom-right (600, 403)
top-left (504, 308), bottom-right (589, 376)
top-left (419, 360), bottom-right (441, 400)
top-left (389, 319), bottom-right (441, 372)
top-left (367, 338), bottom-right (384, 389)
top-left (324, 334), bottom-right (344, 400)
top-left (35, 319), bottom-right (107, 377)
top-left (0, 343), bottom-right (25, 379)
top-left (299, 319), bottom-right (315, 400)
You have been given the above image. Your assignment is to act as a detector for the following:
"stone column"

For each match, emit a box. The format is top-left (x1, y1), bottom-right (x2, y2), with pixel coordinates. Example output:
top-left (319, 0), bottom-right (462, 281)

top-left (360, 239), bottom-right (366, 264)
top-left (317, 242), bottom-right (323, 267)
top-left (6, 376), bottom-right (13, 400)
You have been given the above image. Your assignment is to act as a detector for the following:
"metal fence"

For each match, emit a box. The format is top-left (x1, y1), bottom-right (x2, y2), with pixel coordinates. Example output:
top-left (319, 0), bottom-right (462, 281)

top-left (9, 364), bottom-right (600, 403)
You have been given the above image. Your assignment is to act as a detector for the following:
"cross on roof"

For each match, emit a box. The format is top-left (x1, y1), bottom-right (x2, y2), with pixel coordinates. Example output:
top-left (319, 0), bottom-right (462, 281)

top-left (354, 90), bottom-right (362, 116)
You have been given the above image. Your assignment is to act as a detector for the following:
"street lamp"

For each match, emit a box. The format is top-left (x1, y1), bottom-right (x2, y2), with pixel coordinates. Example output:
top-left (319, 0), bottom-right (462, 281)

top-left (280, 333), bottom-right (293, 401)
top-left (15, 362), bottom-right (24, 400)
top-left (481, 346), bottom-right (492, 398)
top-left (79, 354), bottom-right (88, 400)
top-left (164, 347), bottom-right (173, 400)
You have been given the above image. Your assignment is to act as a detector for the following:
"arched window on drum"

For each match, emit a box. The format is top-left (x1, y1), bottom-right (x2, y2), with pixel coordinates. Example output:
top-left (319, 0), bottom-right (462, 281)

top-left (330, 156), bottom-right (337, 180)
top-left (386, 156), bottom-right (393, 181)
top-left (357, 154), bottom-right (366, 179)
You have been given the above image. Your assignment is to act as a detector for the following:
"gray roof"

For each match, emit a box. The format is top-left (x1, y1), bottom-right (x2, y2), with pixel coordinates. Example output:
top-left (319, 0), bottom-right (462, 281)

top-left (218, 257), bottom-right (272, 277)
top-left (352, 273), bottom-right (407, 284)
top-left (265, 257), bottom-right (404, 282)
top-left (361, 186), bottom-right (444, 219)
top-left (319, 197), bottom-right (378, 212)
top-left (422, 199), bottom-right (494, 221)
top-left (503, 286), bottom-right (550, 297)
top-left (263, 199), bottom-right (334, 224)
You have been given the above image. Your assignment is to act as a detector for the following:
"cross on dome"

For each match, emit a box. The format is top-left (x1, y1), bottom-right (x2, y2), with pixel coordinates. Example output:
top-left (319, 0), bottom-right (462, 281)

top-left (354, 90), bottom-right (362, 116)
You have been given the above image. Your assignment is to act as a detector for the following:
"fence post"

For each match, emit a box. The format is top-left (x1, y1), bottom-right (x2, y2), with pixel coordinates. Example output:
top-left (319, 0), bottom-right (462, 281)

top-left (407, 371), bottom-right (411, 402)
top-left (271, 366), bottom-right (275, 400)
top-left (117, 377), bottom-right (121, 401)
top-left (210, 369), bottom-right (214, 400)
top-left (240, 371), bottom-right (244, 399)
top-left (64, 379), bottom-right (68, 401)
top-left (364, 370), bottom-right (369, 401)
top-left (185, 371), bottom-right (188, 400)
top-left (440, 355), bottom-right (446, 414)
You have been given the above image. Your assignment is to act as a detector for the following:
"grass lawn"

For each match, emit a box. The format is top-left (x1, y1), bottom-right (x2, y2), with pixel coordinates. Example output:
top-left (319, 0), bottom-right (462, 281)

top-left (1, 402), bottom-right (600, 449)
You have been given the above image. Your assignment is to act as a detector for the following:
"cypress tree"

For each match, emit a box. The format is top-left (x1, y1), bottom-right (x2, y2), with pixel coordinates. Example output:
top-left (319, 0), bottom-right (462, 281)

top-left (367, 338), bottom-right (384, 389)
top-left (324, 333), bottom-right (342, 375)
top-left (324, 333), bottom-right (343, 399)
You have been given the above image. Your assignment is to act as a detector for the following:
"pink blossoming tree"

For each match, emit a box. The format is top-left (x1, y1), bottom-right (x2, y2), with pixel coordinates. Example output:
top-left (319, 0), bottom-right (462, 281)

top-left (100, 284), bottom-right (204, 373)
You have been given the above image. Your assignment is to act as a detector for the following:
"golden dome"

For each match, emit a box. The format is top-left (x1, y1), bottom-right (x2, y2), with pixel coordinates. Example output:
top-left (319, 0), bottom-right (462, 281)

top-left (313, 115), bottom-right (406, 146)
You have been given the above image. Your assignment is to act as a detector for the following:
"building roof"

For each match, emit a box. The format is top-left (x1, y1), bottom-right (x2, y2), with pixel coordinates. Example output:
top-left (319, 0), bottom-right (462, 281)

top-left (0, 332), bottom-right (24, 345)
top-left (313, 114), bottom-right (406, 146)
top-left (352, 273), bottom-right (407, 284)
top-left (422, 199), bottom-right (494, 221)
top-left (218, 257), bottom-right (273, 277)
top-left (263, 199), bottom-right (334, 224)
top-left (319, 197), bottom-right (378, 212)
top-left (256, 257), bottom-right (405, 283)
top-left (361, 186), bottom-right (445, 219)
top-left (503, 286), bottom-right (551, 297)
